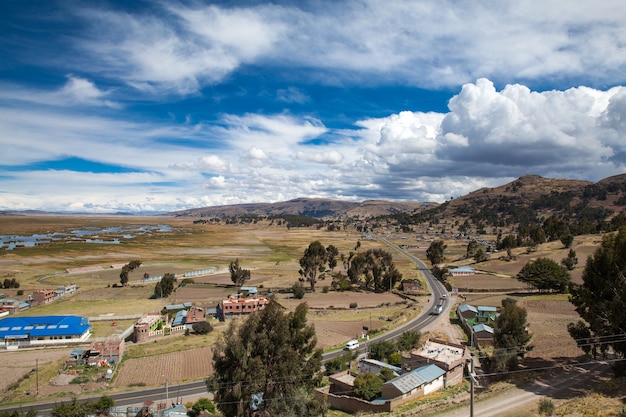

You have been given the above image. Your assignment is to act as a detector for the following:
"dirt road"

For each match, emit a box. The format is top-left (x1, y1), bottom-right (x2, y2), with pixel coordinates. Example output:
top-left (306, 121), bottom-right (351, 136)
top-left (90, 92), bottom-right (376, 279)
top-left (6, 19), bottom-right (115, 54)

top-left (436, 361), bottom-right (611, 417)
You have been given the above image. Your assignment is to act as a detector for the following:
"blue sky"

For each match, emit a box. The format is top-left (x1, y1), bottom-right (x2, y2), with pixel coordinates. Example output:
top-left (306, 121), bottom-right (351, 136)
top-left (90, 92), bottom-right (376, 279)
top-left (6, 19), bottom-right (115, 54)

top-left (1, 0), bottom-right (625, 213)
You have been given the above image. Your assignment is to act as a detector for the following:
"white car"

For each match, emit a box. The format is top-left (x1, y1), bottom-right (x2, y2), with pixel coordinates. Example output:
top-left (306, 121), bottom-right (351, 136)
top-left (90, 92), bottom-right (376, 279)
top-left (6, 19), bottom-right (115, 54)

top-left (345, 339), bottom-right (360, 350)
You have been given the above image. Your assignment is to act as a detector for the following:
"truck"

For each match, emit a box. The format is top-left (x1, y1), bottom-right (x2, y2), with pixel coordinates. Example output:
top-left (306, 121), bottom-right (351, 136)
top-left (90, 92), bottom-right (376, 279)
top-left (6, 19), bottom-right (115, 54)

top-left (433, 304), bottom-right (443, 315)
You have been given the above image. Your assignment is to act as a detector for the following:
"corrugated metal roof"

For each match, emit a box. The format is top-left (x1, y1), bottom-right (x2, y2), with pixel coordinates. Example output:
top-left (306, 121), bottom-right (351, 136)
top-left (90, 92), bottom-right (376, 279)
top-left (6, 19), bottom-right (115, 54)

top-left (473, 323), bottom-right (494, 333)
top-left (0, 315), bottom-right (90, 338)
top-left (385, 364), bottom-right (444, 394)
top-left (459, 304), bottom-right (478, 313)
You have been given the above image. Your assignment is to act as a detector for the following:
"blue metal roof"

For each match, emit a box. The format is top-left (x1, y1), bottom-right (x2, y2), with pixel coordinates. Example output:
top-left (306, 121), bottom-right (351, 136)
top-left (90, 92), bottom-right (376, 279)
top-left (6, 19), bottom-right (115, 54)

top-left (473, 323), bottom-right (494, 333)
top-left (172, 310), bottom-right (187, 327)
top-left (0, 315), bottom-right (90, 339)
top-left (385, 364), bottom-right (444, 394)
top-left (459, 304), bottom-right (478, 313)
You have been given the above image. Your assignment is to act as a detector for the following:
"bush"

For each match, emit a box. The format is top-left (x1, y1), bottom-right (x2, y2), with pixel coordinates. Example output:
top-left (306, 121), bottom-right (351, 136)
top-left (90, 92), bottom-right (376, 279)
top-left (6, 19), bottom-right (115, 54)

top-left (292, 281), bottom-right (306, 299)
top-left (349, 302), bottom-right (358, 309)
top-left (192, 321), bottom-right (213, 335)
top-left (322, 285), bottom-right (330, 293)
top-left (538, 398), bottom-right (555, 416)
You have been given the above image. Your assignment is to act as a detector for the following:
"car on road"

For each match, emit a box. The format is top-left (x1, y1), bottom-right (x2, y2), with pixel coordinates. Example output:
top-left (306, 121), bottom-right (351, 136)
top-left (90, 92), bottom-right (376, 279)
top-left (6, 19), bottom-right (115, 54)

top-left (345, 339), bottom-right (360, 350)
top-left (433, 304), bottom-right (443, 315)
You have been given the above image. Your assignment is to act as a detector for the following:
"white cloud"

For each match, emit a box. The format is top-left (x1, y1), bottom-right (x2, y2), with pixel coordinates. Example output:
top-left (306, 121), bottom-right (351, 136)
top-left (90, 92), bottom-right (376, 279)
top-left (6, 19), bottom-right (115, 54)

top-left (0, 76), bottom-right (119, 108)
top-left (65, 1), bottom-right (625, 95)
top-left (296, 150), bottom-right (343, 165)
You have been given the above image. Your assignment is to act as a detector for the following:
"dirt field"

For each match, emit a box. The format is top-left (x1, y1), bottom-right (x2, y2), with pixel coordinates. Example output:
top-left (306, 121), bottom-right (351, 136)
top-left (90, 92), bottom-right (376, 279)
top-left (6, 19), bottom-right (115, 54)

top-left (0, 217), bottom-right (607, 406)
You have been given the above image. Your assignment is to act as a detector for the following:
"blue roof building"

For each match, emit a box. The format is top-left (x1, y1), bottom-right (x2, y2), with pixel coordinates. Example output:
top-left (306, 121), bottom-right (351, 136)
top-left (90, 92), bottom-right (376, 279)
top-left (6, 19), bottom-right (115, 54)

top-left (382, 364), bottom-right (445, 399)
top-left (0, 315), bottom-right (91, 349)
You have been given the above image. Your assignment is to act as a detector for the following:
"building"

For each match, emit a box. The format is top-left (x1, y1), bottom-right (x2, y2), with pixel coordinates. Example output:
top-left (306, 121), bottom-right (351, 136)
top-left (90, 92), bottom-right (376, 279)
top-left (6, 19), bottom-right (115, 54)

top-left (218, 296), bottom-right (269, 320)
top-left (472, 323), bottom-right (494, 346)
top-left (402, 339), bottom-right (468, 387)
top-left (458, 304), bottom-right (478, 320)
top-left (89, 338), bottom-right (125, 364)
top-left (32, 289), bottom-right (55, 304)
top-left (0, 299), bottom-right (28, 314)
top-left (133, 314), bottom-right (165, 342)
top-left (0, 315), bottom-right (91, 349)
top-left (359, 358), bottom-right (401, 377)
top-left (381, 364), bottom-right (446, 401)
top-left (449, 266), bottom-right (475, 276)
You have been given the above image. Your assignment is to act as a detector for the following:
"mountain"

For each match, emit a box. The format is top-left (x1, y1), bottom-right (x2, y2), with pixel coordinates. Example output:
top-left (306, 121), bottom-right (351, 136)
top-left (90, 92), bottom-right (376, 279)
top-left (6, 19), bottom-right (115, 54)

top-left (171, 174), bottom-right (626, 226)
top-left (405, 174), bottom-right (626, 232)
top-left (169, 198), bottom-right (436, 219)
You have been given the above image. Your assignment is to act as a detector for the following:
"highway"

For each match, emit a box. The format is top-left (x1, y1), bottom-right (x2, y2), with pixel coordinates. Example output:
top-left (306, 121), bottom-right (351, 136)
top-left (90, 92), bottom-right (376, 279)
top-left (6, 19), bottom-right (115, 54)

top-left (0, 235), bottom-right (450, 415)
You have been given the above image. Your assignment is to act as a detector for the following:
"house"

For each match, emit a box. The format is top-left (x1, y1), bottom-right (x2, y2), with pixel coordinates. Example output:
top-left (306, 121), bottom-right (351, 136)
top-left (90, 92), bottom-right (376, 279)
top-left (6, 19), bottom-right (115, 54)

top-left (32, 289), bottom-right (55, 305)
top-left (0, 315), bottom-right (91, 349)
top-left (0, 299), bottom-right (29, 314)
top-left (449, 266), bottom-right (475, 276)
top-left (328, 370), bottom-right (357, 395)
top-left (239, 286), bottom-right (258, 296)
top-left (68, 349), bottom-right (88, 365)
top-left (472, 324), bottom-right (494, 346)
top-left (401, 281), bottom-right (421, 293)
top-left (381, 364), bottom-right (446, 401)
top-left (133, 314), bottom-right (165, 342)
top-left (477, 305), bottom-right (498, 321)
top-left (89, 338), bottom-right (125, 364)
top-left (458, 304), bottom-right (478, 320)
top-left (402, 339), bottom-right (468, 386)
top-left (218, 296), bottom-right (269, 320)
top-left (359, 358), bottom-right (401, 377)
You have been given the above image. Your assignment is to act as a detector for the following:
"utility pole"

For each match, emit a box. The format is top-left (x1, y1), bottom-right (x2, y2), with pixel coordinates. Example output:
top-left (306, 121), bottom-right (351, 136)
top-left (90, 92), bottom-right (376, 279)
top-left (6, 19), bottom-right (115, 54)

top-left (36, 359), bottom-right (39, 397)
top-left (467, 354), bottom-right (477, 417)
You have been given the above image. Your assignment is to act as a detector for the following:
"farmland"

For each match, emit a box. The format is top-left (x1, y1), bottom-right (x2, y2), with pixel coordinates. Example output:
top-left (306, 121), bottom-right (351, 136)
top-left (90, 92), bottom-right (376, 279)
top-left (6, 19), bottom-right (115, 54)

top-left (0, 214), bottom-right (607, 409)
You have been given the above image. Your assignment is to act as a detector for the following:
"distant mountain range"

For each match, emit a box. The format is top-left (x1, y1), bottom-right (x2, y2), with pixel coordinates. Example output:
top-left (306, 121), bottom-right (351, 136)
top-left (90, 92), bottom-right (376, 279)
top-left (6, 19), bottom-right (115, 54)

top-left (169, 198), bottom-right (437, 219)
top-left (169, 174), bottom-right (626, 225)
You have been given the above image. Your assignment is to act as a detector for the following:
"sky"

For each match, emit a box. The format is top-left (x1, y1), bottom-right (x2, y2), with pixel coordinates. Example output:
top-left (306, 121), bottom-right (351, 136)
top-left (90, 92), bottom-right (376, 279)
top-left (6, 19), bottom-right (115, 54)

top-left (1, 1), bottom-right (625, 214)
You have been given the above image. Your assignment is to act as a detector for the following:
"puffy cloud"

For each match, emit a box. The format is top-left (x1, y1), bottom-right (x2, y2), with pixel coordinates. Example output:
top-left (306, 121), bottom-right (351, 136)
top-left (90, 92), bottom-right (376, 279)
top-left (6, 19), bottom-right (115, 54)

top-left (296, 150), bottom-right (343, 165)
top-left (437, 79), bottom-right (620, 174)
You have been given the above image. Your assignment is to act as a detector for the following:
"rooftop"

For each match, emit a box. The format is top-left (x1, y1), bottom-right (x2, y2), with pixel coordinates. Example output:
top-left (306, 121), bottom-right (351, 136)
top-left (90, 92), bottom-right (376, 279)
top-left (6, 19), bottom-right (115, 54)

top-left (413, 340), bottom-right (465, 365)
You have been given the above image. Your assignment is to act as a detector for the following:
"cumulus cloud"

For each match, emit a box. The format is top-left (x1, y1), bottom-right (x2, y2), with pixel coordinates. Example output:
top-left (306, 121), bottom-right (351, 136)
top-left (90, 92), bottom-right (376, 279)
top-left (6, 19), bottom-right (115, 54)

top-left (296, 150), bottom-right (343, 165)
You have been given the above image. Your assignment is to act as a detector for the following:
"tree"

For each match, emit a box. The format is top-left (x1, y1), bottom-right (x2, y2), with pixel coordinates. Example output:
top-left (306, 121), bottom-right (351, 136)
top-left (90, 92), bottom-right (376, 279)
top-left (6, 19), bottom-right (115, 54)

top-left (298, 241), bottom-right (328, 292)
top-left (189, 398), bottom-right (216, 417)
top-left (119, 259), bottom-right (142, 286)
top-left (426, 240), bottom-right (446, 265)
top-left (569, 227), bottom-right (626, 376)
top-left (347, 248), bottom-right (402, 292)
top-left (353, 372), bottom-right (383, 401)
top-left (192, 321), bottom-right (213, 335)
top-left (154, 273), bottom-right (176, 298)
top-left (209, 300), bottom-right (323, 417)
top-left (561, 249), bottom-right (578, 271)
top-left (228, 259), bottom-right (251, 287)
top-left (516, 258), bottom-right (571, 293)
top-left (474, 248), bottom-right (488, 263)
top-left (51, 398), bottom-right (91, 417)
top-left (466, 240), bottom-right (479, 259)
top-left (368, 340), bottom-right (396, 362)
top-left (492, 298), bottom-right (532, 372)
top-left (560, 234), bottom-right (574, 248)
top-left (396, 330), bottom-right (421, 352)
top-left (326, 244), bottom-right (339, 271)
top-left (93, 395), bottom-right (115, 415)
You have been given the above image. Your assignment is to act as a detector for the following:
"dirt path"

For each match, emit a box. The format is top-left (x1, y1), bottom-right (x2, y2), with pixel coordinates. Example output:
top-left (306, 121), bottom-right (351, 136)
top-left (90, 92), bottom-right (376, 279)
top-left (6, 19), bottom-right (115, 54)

top-left (435, 362), bottom-right (612, 417)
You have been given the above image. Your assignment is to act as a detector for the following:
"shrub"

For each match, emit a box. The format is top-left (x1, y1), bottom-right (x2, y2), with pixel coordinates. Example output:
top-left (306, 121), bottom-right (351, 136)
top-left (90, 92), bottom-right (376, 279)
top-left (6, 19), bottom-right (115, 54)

top-left (538, 398), bottom-right (555, 416)
top-left (349, 302), bottom-right (358, 309)
top-left (322, 285), bottom-right (330, 293)
top-left (292, 281), bottom-right (306, 299)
